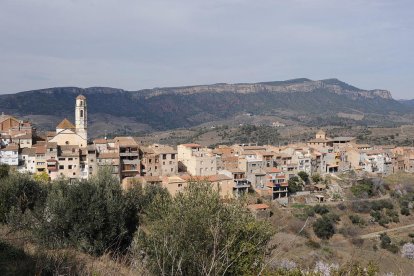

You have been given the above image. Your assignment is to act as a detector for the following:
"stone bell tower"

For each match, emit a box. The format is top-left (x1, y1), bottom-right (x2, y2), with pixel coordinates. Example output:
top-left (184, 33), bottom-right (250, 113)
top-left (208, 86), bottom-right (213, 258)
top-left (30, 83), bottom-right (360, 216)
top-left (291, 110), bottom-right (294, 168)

top-left (75, 94), bottom-right (87, 142)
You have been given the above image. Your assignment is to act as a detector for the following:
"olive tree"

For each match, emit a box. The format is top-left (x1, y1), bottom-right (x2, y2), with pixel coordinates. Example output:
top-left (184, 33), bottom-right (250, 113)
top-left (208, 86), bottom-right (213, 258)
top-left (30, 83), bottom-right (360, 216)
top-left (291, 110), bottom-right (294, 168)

top-left (134, 181), bottom-right (274, 276)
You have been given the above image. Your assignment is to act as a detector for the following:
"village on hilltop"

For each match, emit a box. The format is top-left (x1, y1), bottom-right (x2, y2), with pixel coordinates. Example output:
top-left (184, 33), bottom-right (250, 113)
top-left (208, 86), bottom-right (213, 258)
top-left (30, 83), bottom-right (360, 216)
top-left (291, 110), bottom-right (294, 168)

top-left (1, 95), bottom-right (413, 206)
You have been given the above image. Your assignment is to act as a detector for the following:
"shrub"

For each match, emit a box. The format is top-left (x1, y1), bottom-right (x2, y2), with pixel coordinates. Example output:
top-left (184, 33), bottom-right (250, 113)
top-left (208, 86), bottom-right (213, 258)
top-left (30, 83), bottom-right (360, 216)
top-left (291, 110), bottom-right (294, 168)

top-left (313, 216), bottom-right (335, 240)
top-left (351, 201), bottom-right (371, 213)
top-left (288, 177), bottom-right (302, 194)
top-left (311, 174), bottom-right (322, 183)
top-left (380, 233), bottom-right (391, 248)
top-left (401, 207), bottom-right (410, 216)
top-left (351, 179), bottom-right (374, 198)
top-left (386, 209), bottom-right (399, 223)
top-left (34, 169), bottom-right (146, 255)
top-left (313, 205), bottom-right (329, 215)
top-left (370, 210), bottom-right (382, 222)
top-left (306, 239), bottom-right (321, 249)
top-left (0, 164), bottom-right (9, 179)
top-left (325, 213), bottom-right (341, 223)
top-left (349, 215), bottom-right (365, 226)
top-left (135, 181), bottom-right (274, 275)
top-left (371, 200), bottom-right (394, 211)
top-left (304, 207), bottom-right (315, 217)
top-left (0, 173), bottom-right (47, 223)
top-left (298, 171), bottom-right (309, 184)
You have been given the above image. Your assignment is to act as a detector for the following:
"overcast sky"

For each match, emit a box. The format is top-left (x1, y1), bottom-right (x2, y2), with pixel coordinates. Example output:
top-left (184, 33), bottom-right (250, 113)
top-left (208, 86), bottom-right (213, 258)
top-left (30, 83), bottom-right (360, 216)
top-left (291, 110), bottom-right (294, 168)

top-left (0, 0), bottom-right (413, 99)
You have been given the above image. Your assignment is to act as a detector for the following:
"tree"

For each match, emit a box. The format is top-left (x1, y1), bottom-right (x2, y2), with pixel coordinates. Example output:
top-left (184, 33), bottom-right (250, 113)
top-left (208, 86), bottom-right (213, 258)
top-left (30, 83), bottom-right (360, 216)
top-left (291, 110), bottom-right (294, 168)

top-left (288, 177), bottom-right (302, 194)
top-left (297, 171), bottom-right (309, 184)
top-left (34, 169), bottom-right (142, 255)
top-left (33, 172), bottom-right (49, 183)
top-left (313, 216), bottom-right (335, 240)
top-left (311, 173), bottom-right (322, 184)
top-left (0, 172), bottom-right (46, 223)
top-left (0, 164), bottom-right (9, 179)
top-left (135, 181), bottom-right (274, 276)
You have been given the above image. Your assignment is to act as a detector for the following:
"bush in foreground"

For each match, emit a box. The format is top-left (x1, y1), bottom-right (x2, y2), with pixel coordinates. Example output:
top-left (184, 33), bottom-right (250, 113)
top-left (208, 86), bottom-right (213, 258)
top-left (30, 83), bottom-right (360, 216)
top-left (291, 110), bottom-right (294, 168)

top-left (134, 181), bottom-right (274, 275)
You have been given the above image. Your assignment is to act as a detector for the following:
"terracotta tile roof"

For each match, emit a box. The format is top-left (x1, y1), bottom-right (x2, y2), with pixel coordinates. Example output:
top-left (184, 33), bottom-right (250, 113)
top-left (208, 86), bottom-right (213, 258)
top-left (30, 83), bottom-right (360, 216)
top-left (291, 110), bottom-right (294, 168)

top-left (180, 143), bottom-right (201, 148)
top-left (35, 145), bottom-right (46, 154)
top-left (114, 136), bottom-right (138, 146)
top-left (208, 174), bottom-right (233, 182)
top-left (1, 143), bottom-right (18, 151)
top-left (21, 147), bottom-right (36, 156)
top-left (264, 167), bottom-right (282, 173)
top-left (56, 118), bottom-right (75, 130)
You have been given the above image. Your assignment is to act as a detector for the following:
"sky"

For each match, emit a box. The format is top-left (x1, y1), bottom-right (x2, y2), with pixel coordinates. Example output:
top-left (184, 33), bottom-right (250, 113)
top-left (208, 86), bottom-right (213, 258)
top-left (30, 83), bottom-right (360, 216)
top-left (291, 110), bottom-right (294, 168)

top-left (0, 0), bottom-right (413, 99)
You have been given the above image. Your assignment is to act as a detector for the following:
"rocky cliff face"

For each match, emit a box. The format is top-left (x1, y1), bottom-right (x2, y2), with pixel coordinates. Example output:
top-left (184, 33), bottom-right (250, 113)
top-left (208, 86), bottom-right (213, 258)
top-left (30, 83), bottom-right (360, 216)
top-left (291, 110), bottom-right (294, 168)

top-left (142, 78), bottom-right (393, 100)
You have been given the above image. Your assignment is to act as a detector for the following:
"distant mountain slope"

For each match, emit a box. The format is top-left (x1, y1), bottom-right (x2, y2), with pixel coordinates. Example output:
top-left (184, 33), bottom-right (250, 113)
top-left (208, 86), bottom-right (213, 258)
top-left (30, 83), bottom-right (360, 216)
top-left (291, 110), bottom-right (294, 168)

top-left (399, 99), bottom-right (414, 108)
top-left (0, 79), bottom-right (411, 136)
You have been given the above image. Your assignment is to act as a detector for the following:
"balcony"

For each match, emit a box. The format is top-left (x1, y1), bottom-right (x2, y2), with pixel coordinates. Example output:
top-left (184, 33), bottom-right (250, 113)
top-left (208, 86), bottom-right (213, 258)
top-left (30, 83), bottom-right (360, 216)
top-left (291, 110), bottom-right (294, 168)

top-left (234, 179), bottom-right (250, 188)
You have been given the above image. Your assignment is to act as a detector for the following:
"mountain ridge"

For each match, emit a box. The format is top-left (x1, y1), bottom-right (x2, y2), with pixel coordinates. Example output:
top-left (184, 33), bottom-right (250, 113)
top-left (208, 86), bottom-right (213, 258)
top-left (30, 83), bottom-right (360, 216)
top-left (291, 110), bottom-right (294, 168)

top-left (0, 78), bottom-right (410, 137)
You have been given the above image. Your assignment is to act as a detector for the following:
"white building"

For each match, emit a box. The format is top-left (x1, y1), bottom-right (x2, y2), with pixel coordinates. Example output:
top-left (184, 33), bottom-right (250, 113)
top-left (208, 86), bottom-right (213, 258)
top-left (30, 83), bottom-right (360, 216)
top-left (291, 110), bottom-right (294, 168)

top-left (0, 144), bottom-right (19, 166)
top-left (177, 144), bottom-right (217, 176)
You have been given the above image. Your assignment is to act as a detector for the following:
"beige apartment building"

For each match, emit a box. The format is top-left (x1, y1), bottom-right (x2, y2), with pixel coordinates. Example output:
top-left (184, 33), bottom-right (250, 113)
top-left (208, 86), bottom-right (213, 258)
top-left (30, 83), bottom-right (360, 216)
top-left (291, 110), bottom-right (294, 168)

top-left (141, 144), bottom-right (177, 177)
top-left (115, 137), bottom-right (140, 180)
top-left (177, 144), bottom-right (217, 176)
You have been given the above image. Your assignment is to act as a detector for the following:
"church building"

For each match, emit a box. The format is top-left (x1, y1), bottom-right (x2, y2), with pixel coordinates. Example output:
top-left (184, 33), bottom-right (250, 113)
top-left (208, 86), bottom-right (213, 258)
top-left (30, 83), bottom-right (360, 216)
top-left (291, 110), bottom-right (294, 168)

top-left (49, 95), bottom-right (88, 148)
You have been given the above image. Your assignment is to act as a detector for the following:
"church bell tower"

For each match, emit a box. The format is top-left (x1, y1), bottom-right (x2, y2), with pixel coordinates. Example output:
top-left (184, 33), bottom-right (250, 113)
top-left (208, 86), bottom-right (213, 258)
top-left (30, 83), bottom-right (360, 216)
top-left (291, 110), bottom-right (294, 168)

top-left (75, 95), bottom-right (87, 142)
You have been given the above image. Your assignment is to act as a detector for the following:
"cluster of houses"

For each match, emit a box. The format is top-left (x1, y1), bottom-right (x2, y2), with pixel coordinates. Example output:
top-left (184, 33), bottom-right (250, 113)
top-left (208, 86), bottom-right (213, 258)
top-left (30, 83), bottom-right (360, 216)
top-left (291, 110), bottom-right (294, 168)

top-left (1, 95), bottom-right (414, 202)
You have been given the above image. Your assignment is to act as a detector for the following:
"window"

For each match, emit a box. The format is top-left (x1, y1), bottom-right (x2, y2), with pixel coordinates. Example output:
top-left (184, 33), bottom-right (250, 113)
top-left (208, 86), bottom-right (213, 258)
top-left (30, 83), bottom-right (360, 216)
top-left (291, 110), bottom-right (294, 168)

top-left (68, 165), bottom-right (73, 169)
top-left (59, 158), bottom-right (65, 161)
top-left (68, 158), bottom-right (73, 161)
top-left (80, 110), bottom-right (84, 118)
top-left (163, 161), bottom-right (165, 165)
top-left (178, 184), bottom-right (182, 188)
top-left (171, 154), bottom-right (175, 159)
top-left (59, 165), bottom-right (64, 169)
top-left (162, 154), bottom-right (167, 160)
